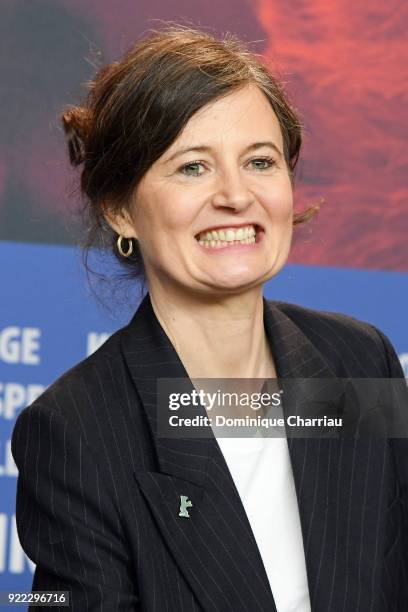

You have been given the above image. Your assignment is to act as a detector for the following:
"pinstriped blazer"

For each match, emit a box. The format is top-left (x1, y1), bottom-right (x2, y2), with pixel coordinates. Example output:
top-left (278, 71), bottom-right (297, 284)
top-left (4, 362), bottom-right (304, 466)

top-left (11, 294), bottom-right (408, 611)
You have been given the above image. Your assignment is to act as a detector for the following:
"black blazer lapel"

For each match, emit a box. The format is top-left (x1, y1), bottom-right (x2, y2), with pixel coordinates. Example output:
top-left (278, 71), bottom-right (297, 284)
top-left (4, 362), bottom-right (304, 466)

top-left (121, 294), bottom-right (277, 612)
top-left (263, 300), bottom-right (388, 611)
top-left (264, 299), bottom-right (343, 610)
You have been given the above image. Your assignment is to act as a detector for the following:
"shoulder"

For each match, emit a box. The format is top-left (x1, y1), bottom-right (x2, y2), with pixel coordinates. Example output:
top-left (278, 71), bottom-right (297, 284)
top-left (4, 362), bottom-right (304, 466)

top-left (14, 322), bottom-right (141, 445)
top-left (271, 299), bottom-right (380, 341)
top-left (37, 323), bottom-right (128, 407)
top-left (269, 299), bottom-right (403, 378)
top-left (12, 319), bottom-right (153, 477)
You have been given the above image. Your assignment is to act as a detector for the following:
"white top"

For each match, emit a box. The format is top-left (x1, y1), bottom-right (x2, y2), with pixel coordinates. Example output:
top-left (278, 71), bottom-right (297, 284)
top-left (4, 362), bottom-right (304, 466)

top-left (215, 434), bottom-right (311, 612)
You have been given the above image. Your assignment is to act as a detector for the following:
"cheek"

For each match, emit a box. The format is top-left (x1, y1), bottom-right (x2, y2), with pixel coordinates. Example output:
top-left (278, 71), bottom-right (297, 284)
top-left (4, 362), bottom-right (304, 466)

top-left (265, 190), bottom-right (293, 223)
top-left (133, 198), bottom-right (194, 263)
top-left (135, 192), bottom-right (193, 234)
top-left (131, 200), bottom-right (163, 243)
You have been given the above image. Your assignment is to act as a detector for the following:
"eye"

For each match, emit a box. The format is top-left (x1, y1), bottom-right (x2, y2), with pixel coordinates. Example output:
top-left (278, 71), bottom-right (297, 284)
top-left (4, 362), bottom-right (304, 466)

top-left (179, 161), bottom-right (206, 176)
top-left (248, 156), bottom-right (276, 170)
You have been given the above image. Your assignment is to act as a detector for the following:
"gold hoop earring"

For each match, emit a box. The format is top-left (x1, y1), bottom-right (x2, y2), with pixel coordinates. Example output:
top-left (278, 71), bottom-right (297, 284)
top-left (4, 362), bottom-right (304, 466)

top-left (117, 235), bottom-right (133, 257)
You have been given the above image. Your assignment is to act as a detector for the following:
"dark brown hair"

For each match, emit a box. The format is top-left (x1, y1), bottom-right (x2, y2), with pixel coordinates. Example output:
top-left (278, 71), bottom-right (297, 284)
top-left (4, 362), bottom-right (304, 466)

top-left (61, 23), bottom-right (318, 284)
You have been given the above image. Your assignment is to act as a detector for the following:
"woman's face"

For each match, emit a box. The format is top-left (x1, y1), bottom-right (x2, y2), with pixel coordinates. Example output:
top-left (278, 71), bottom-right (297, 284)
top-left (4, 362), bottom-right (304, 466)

top-left (118, 84), bottom-right (293, 296)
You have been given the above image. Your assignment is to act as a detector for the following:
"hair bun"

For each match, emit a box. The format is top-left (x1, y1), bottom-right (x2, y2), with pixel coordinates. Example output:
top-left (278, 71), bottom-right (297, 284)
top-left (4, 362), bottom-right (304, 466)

top-left (61, 107), bottom-right (89, 166)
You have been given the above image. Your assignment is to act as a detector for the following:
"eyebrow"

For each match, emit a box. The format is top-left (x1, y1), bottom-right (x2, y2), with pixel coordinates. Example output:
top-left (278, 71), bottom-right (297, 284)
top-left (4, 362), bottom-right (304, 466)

top-left (164, 141), bottom-right (283, 164)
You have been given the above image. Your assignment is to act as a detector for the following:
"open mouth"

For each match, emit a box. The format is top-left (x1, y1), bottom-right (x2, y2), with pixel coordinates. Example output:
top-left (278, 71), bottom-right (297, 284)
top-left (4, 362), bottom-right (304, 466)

top-left (195, 224), bottom-right (263, 249)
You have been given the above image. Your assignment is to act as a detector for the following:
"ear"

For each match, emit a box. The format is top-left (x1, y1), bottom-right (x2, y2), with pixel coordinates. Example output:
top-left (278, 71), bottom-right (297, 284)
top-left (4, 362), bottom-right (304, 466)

top-left (102, 203), bottom-right (138, 240)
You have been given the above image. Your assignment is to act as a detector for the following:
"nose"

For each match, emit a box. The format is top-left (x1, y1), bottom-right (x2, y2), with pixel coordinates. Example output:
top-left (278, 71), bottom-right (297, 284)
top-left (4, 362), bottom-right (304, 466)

top-left (211, 167), bottom-right (255, 212)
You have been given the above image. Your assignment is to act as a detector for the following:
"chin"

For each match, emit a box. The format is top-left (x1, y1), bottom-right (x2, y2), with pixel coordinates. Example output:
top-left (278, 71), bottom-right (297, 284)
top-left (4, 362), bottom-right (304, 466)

top-left (210, 261), bottom-right (280, 286)
top-left (204, 272), bottom-right (267, 293)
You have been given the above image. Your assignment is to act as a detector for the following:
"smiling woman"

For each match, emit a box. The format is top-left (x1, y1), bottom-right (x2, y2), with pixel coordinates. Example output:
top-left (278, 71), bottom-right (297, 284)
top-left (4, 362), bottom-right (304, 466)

top-left (59, 24), bottom-right (312, 286)
top-left (11, 23), bottom-right (408, 612)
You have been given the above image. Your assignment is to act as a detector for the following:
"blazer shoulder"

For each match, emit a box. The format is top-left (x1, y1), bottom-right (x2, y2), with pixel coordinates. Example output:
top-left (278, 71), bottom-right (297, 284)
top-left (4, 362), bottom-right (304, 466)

top-left (23, 322), bottom-right (131, 419)
top-left (270, 299), bottom-right (378, 337)
top-left (268, 299), bottom-right (402, 377)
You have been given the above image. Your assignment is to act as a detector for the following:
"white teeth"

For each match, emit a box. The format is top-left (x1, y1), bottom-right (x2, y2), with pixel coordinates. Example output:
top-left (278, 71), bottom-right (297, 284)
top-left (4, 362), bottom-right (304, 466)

top-left (198, 236), bottom-right (256, 249)
top-left (196, 224), bottom-right (258, 247)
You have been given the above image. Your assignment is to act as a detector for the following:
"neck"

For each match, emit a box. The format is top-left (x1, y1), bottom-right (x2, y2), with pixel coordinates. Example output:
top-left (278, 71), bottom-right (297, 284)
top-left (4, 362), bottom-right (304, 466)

top-left (148, 283), bottom-right (276, 380)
